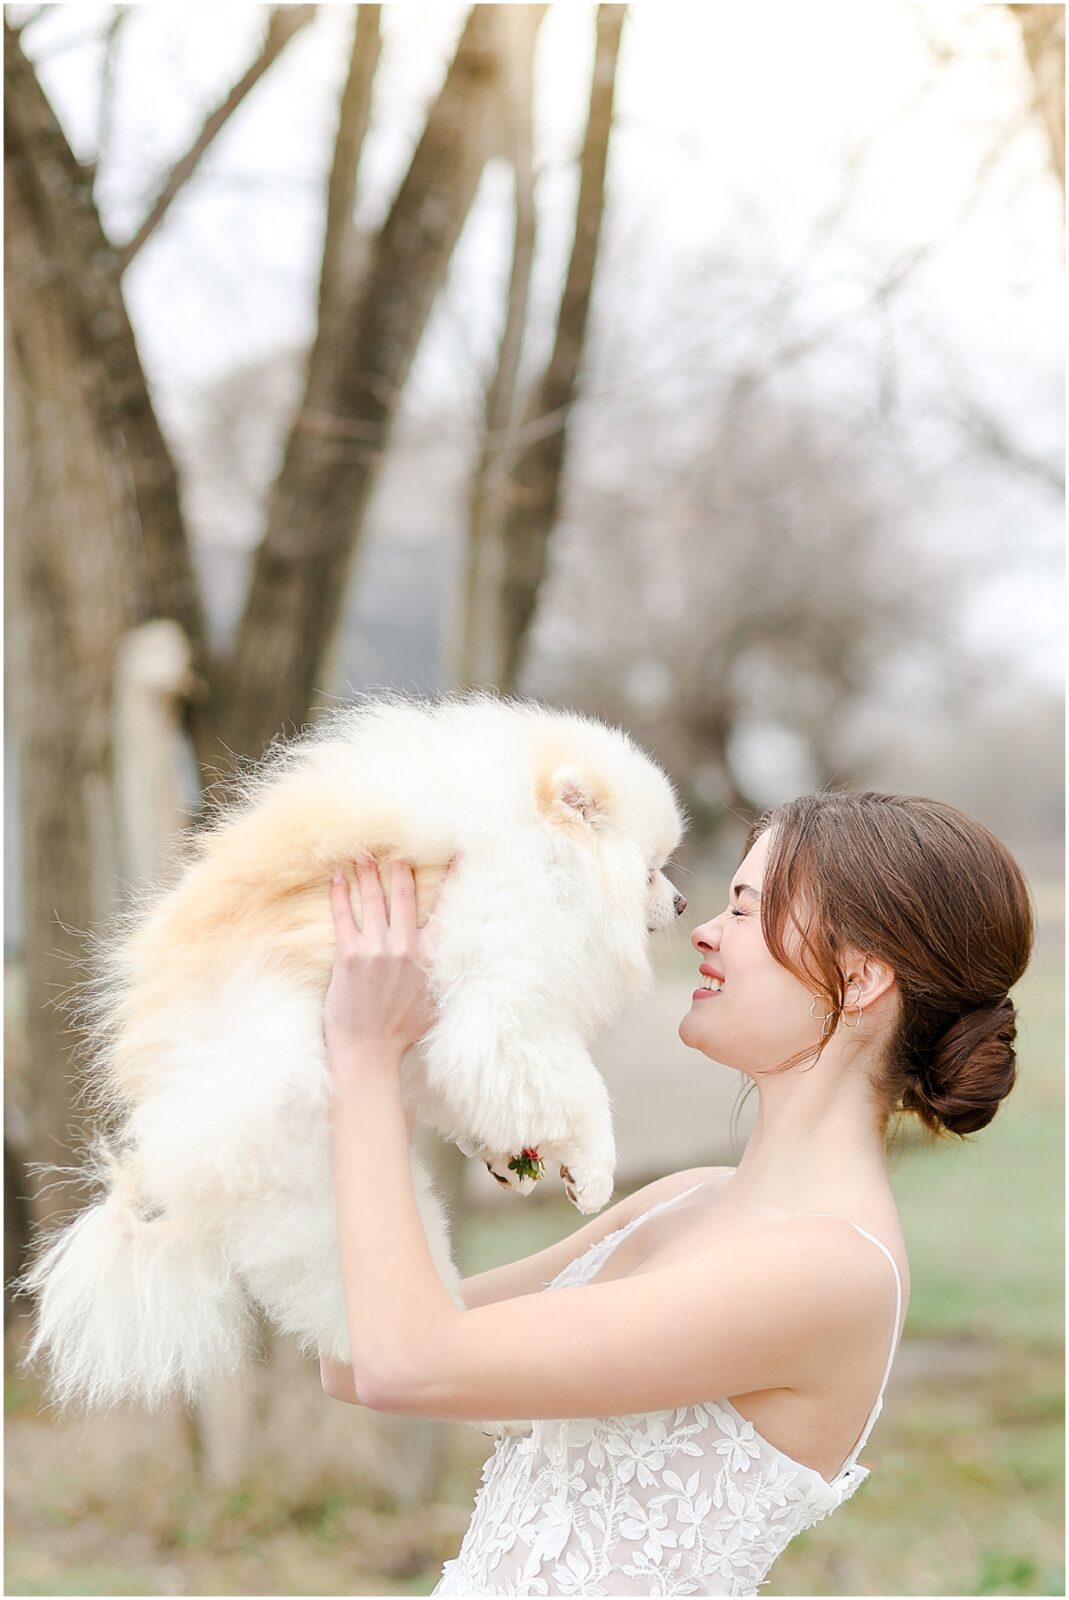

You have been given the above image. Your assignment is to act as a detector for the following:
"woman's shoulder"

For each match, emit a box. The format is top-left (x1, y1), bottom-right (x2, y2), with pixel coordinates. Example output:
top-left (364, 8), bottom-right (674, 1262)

top-left (541, 1166), bottom-right (732, 1281)
top-left (622, 1164), bottom-right (736, 1218)
top-left (748, 1207), bottom-right (911, 1334)
top-left (643, 1177), bottom-right (910, 1342)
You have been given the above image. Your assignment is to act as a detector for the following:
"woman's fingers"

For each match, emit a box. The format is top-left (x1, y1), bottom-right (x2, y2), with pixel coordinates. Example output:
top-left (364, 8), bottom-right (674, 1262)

top-left (389, 861), bottom-right (418, 943)
top-left (330, 872), bottom-right (358, 940)
top-left (333, 855), bottom-right (453, 941)
top-left (354, 856), bottom-right (388, 940)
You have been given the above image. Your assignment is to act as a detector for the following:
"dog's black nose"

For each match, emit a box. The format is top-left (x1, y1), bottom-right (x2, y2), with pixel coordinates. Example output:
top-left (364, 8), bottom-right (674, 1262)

top-left (674, 893), bottom-right (687, 916)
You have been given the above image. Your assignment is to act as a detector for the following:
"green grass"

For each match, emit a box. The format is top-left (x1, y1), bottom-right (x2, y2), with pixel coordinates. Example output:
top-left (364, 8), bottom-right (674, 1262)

top-left (891, 949), bottom-right (1064, 1351)
top-left (9, 1563), bottom-right (157, 1596)
top-left (766, 1339), bottom-right (1064, 1596)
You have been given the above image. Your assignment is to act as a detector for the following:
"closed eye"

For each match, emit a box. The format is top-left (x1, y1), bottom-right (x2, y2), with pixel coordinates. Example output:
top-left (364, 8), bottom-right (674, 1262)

top-left (649, 855), bottom-right (681, 882)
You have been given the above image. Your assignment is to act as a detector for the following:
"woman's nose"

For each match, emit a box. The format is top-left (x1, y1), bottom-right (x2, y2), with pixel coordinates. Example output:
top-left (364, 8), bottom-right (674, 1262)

top-left (673, 892), bottom-right (687, 916)
top-left (690, 917), bottom-right (721, 952)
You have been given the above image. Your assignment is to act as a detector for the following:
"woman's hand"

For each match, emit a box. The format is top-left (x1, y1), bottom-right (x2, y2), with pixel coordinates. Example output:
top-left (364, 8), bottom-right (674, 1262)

top-left (324, 858), bottom-right (446, 1065)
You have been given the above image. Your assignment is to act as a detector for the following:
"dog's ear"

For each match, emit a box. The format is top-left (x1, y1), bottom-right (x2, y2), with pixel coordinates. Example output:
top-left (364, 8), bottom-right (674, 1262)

top-left (536, 766), bottom-right (608, 830)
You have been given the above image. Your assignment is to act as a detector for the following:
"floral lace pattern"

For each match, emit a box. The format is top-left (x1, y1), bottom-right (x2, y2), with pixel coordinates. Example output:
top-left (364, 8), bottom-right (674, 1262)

top-left (434, 1187), bottom-right (900, 1597)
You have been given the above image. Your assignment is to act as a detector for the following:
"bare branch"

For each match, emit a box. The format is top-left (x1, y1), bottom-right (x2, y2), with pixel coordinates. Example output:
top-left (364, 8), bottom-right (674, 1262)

top-left (482, 7), bottom-right (545, 443)
top-left (314, 4), bottom-right (382, 343)
top-left (118, 5), bottom-right (317, 271)
top-left (711, 93), bottom-right (1037, 442)
top-left (940, 388), bottom-right (1064, 494)
top-left (498, 3), bottom-right (628, 690)
top-left (455, 3), bottom-right (546, 686)
top-left (92, 6), bottom-right (126, 200)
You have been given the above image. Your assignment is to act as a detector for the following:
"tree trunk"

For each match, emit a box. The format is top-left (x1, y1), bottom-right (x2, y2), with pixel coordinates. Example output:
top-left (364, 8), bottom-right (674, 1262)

top-left (4, 1133), bottom-right (34, 1328)
top-left (4, 146), bottom-right (136, 1227)
top-left (498, 5), bottom-right (627, 693)
top-left (6, 16), bottom-right (325, 1485)
top-left (4, 21), bottom-right (219, 769)
top-left (224, 5), bottom-right (505, 761)
top-left (453, 4), bottom-right (546, 688)
top-left (312, 5), bottom-right (383, 362)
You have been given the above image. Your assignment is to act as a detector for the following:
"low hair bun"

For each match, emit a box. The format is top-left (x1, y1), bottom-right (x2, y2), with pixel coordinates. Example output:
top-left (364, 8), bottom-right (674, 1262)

top-left (746, 791), bottom-right (1034, 1144)
top-left (903, 997), bottom-right (1018, 1137)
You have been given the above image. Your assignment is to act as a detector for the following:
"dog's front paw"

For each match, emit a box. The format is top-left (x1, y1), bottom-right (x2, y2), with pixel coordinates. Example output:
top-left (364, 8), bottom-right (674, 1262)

top-left (455, 1136), bottom-right (540, 1196)
top-left (555, 1155), bottom-right (614, 1215)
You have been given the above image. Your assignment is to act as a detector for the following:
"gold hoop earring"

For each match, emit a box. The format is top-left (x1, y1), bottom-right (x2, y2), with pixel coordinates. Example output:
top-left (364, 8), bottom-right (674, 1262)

top-left (843, 980), bottom-right (863, 1029)
top-left (808, 993), bottom-right (835, 1036)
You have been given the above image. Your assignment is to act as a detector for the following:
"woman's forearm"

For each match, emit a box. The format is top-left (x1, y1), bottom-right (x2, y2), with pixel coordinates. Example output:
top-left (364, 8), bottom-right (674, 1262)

top-left (328, 1055), bottom-right (462, 1403)
top-left (320, 1350), bottom-right (362, 1403)
top-left (320, 1100), bottom-right (422, 1403)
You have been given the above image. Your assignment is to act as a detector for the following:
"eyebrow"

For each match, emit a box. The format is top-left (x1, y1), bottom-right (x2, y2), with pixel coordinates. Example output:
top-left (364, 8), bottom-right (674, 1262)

top-left (732, 882), bottom-right (762, 899)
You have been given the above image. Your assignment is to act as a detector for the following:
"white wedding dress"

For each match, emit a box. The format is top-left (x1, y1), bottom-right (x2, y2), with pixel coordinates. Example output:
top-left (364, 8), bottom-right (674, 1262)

top-left (433, 1182), bottom-right (904, 1597)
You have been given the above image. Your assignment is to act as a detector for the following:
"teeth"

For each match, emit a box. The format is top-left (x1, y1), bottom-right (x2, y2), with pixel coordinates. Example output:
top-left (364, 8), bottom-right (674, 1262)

top-left (700, 977), bottom-right (724, 991)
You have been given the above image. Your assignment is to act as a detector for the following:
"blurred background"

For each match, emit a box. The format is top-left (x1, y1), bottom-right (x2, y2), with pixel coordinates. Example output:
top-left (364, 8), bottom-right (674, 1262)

top-left (4, 3), bottom-right (1063, 1595)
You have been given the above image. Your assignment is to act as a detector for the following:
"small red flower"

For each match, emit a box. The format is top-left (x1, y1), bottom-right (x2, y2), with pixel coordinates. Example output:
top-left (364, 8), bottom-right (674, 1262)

top-left (507, 1147), bottom-right (545, 1182)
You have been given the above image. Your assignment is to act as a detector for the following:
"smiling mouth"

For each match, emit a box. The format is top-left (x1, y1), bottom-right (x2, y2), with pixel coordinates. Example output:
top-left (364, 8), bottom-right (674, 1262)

top-left (697, 977), bottom-right (724, 992)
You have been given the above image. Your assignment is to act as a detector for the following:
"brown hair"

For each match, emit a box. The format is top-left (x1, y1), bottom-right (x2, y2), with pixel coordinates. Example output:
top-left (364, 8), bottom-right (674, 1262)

top-left (733, 790), bottom-right (1035, 1145)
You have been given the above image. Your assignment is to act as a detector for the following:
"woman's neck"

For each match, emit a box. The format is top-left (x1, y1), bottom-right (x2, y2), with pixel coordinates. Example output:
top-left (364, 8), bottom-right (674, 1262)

top-left (722, 1056), bottom-right (892, 1212)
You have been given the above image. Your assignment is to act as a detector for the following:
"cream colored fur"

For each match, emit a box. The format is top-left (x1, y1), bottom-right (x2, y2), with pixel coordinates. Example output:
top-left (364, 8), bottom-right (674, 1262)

top-left (19, 692), bottom-right (686, 1413)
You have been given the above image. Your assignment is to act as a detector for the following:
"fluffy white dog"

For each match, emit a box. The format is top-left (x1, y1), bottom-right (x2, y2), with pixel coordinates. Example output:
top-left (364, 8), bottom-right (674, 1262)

top-left (20, 692), bottom-right (687, 1413)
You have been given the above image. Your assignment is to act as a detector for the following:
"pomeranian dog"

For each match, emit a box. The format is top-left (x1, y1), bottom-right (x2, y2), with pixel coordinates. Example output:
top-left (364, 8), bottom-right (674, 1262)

top-left (19, 692), bottom-right (687, 1413)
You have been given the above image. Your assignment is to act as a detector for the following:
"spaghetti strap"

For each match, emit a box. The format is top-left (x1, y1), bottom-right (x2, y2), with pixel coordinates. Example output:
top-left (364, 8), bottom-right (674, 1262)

top-left (797, 1214), bottom-right (904, 1478)
top-left (544, 1182), bottom-right (705, 1290)
top-left (840, 1222), bottom-right (903, 1463)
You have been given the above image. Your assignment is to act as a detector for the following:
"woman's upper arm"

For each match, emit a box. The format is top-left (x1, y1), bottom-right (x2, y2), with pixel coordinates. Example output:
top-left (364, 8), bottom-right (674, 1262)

top-left (369, 1216), bottom-right (890, 1421)
top-left (457, 1167), bottom-right (727, 1309)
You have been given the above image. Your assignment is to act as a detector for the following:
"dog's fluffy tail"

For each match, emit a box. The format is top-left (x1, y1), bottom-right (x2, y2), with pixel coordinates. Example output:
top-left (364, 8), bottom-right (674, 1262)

top-left (16, 1153), bottom-right (254, 1413)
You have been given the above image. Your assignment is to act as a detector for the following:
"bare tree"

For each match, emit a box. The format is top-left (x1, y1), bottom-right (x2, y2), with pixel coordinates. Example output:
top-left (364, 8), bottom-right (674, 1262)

top-left (428, 4), bottom-right (627, 1234)
top-left (499, 5), bottom-right (628, 692)
top-left (5, 2), bottom-right (511, 1495)
top-left (5, 18), bottom-right (226, 771)
top-left (312, 4), bottom-right (382, 345)
top-left (223, 5), bottom-right (504, 759)
top-left (5, 88), bottom-right (142, 1227)
top-left (454, 3), bottom-right (546, 687)
top-left (455, 4), bottom-right (628, 694)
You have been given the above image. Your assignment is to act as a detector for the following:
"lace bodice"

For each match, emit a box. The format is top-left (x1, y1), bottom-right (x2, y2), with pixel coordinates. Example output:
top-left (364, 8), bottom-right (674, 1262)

top-left (434, 1183), bottom-right (904, 1597)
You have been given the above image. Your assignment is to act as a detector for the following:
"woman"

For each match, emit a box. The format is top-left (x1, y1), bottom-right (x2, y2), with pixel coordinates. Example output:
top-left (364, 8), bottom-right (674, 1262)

top-left (319, 790), bottom-right (1033, 1597)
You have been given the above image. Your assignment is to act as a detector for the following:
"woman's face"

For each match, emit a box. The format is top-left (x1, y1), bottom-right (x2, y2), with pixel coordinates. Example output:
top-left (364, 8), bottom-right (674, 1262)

top-left (678, 829), bottom-right (821, 1075)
